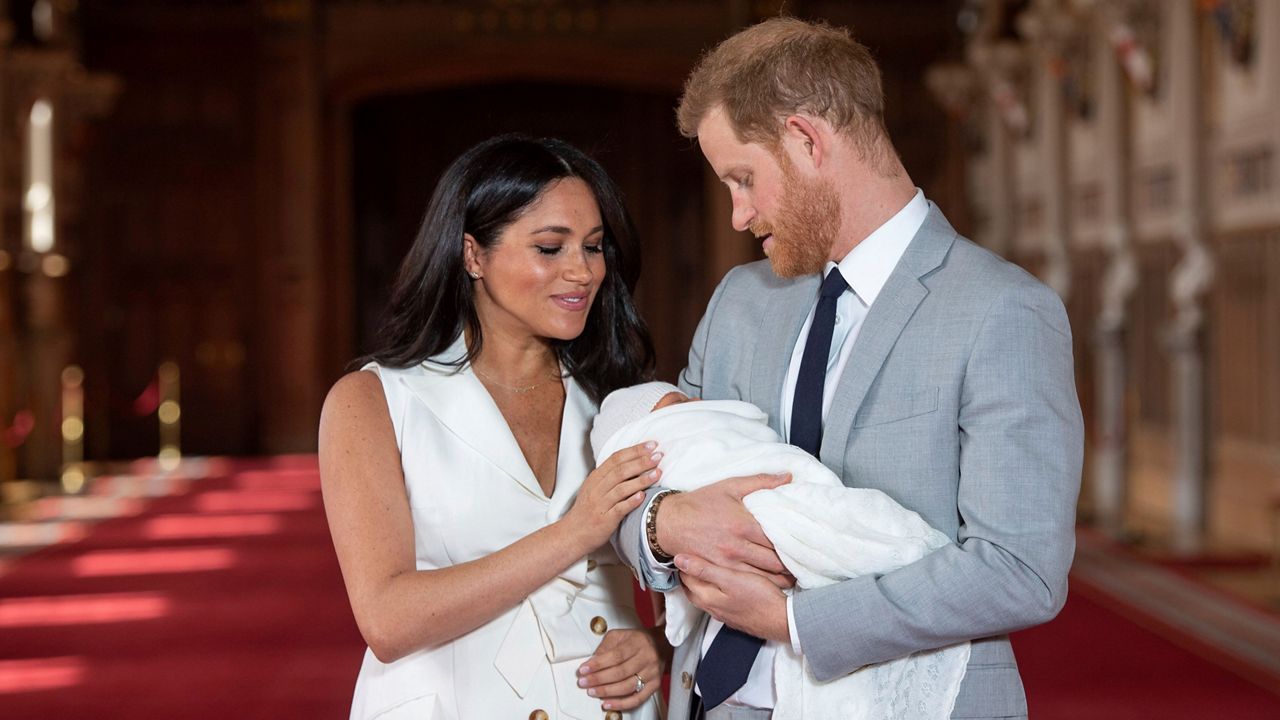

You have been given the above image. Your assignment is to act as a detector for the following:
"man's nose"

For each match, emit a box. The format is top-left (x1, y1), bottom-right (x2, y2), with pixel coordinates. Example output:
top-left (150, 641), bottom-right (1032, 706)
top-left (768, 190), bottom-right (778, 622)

top-left (731, 198), bottom-right (756, 233)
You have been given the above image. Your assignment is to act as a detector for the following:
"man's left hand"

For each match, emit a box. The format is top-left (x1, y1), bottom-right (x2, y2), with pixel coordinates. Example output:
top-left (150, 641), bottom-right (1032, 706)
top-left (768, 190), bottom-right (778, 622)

top-left (676, 553), bottom-right (790, 643)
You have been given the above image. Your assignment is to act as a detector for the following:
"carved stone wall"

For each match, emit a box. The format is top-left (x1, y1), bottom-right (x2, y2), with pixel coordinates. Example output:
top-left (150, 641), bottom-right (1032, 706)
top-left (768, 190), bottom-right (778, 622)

top-left (937, 0), bottom-right (1280, 551)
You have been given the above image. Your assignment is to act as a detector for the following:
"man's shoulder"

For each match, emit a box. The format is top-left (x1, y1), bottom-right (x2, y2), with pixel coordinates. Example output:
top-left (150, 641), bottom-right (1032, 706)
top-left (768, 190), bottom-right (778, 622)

top-left (715, 259), bottom-right (813, 303)
top-left (721, 258), bottom-right (792, 290)
top-left (934, 233), bottom-right (1062, 309)
top-left (706, 258), bottom-right (803, 307)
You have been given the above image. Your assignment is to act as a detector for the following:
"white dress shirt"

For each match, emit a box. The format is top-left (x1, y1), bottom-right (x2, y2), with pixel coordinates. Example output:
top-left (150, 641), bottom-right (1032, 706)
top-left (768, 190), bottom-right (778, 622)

top-left (644, 189), bottom-right (928, 709)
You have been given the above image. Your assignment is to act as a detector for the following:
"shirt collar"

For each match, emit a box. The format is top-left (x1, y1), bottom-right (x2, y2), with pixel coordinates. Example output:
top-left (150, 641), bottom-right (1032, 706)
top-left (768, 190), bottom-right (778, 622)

top-left (828, 188), bottom-right (927, 307)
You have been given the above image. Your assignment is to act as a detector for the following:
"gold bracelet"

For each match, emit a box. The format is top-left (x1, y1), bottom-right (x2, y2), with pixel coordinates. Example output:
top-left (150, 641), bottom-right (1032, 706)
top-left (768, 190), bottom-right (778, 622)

top-left (646, 490), bottom-right (680, 564)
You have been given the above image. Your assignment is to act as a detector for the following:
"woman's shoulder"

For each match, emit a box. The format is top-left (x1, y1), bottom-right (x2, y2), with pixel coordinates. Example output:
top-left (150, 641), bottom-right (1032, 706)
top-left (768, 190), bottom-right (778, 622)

top-left (322, 369), bottom-right (391, 429)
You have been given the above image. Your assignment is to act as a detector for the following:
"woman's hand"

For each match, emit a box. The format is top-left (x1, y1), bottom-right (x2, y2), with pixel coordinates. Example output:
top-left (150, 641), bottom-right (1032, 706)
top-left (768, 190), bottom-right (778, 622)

top-left (562, 442), bottom-right (662, 550)
top-left (577, 628), bottom-right (666, 712)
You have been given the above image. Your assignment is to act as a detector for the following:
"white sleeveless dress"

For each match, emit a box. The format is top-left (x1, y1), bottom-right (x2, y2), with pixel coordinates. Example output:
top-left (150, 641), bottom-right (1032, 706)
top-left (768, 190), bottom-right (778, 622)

top-left (349, 340), bottom-right (660, 720)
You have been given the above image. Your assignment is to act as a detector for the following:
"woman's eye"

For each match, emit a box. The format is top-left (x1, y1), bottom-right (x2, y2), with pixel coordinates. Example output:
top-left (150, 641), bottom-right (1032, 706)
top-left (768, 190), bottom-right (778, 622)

top-left (585, 244), bottom-right (604, 254)
top-left (535, 246), bottom-right (561, 255)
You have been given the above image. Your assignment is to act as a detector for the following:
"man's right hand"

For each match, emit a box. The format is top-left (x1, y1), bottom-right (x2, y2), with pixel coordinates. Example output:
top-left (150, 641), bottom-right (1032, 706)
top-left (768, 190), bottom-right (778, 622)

top-left (655, 473), bottom-right (793, 588)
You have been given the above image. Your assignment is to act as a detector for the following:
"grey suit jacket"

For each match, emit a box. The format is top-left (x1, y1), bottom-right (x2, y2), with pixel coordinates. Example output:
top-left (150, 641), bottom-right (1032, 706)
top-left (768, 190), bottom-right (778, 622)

top-left (614, 204), bottom-right (1083, 719)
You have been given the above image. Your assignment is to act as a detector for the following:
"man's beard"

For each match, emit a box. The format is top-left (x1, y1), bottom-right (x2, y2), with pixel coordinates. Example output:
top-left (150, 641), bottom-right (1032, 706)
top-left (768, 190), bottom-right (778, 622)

top-left (752, 161), bottom-right (841, 278)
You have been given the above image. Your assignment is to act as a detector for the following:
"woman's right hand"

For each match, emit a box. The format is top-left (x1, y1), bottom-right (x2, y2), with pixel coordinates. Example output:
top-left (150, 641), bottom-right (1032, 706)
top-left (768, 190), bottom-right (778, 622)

top-left (563, 442), bottom-right (662, 550)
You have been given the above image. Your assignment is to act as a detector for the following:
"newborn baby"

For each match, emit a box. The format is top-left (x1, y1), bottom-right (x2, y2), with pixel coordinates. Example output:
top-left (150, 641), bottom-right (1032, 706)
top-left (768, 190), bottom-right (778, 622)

top-left (591, 382), bottom-right (970, 720)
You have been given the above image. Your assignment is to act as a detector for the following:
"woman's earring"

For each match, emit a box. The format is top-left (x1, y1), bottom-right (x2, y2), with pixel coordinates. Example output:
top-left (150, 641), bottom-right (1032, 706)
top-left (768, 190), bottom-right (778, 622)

top-left (468, 271), bottom-right (480, 280)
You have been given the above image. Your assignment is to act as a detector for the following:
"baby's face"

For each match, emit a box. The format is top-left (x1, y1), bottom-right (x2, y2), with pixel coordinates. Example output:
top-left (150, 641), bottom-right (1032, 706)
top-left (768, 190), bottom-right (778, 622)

top-left (652, 391), bottom-right (696, 411)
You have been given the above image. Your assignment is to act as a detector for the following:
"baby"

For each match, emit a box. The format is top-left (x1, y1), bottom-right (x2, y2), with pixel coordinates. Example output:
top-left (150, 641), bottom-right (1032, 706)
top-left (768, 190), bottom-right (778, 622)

top-left (591, 382), bottom-right (970, 720)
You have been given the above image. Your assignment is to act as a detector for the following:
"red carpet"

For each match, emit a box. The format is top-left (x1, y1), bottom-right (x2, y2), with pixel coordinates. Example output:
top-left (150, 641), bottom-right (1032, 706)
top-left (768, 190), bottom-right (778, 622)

top-left (1013, 584), bottom-right (1280, 719)
top-left (0, 457), bottom-right (363, 719)
top-left (2, 457), bottom-right (1278, 718)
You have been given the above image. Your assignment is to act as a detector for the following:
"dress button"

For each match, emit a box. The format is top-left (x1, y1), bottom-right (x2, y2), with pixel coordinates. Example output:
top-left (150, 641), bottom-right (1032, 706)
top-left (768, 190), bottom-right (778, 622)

top-left (590, 616), bottom-right (608, 635)
top-left (681, 671), bottom-right (693, 689)
top-left (529, 711), bottom-right (549, 720)
top-left (604, 711), bottom-right (622, 720)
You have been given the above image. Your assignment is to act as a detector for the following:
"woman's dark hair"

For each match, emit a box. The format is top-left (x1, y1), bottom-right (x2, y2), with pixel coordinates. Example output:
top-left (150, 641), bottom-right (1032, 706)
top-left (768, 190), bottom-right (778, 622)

top-left (366, 134), bottom-right (655, 403)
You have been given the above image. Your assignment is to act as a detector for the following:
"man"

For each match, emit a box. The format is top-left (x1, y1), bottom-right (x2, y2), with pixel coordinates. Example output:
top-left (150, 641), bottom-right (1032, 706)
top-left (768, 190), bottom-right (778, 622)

top-left (605, 17), bottom-right (1082, 720)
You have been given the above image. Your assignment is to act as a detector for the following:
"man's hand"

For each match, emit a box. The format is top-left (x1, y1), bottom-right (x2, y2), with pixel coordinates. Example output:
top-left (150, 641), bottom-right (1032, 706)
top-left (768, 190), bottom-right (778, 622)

top-left (676, 553), bottom-right (791, 643)
top-left (656, 473), bottom-right (793, 588)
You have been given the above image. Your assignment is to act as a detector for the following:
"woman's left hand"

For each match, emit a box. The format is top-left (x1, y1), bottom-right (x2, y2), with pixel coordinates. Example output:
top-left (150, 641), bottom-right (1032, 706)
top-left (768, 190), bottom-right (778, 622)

top-left (577, 627), bottom-right (666, 712)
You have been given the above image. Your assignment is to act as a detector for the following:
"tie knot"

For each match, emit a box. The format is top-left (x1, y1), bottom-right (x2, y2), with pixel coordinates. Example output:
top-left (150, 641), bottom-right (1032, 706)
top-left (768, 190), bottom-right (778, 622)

top-left (820, 267), bottom-right (848, 299)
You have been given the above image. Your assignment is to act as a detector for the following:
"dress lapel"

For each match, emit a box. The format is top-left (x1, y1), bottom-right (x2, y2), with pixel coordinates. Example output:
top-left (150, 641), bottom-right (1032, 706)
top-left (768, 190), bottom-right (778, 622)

top-left (820, 203), bottom-right (957, 479)
top-left (749, 274), bottom-right (820, 435)
top-left (548, 375), bottom-right (595, 519)
top-left (397, 337), bottom-right (547, 502)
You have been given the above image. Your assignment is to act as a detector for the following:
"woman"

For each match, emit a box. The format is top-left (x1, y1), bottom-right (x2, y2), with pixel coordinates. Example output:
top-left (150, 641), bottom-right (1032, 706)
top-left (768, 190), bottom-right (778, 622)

top-left (320, 135), bottom-right (666, 720)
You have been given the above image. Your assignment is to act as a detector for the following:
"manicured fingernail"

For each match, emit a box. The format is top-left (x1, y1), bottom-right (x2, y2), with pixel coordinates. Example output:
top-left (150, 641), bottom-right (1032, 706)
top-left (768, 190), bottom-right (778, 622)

top-left (602, 702), bottom-right (613, 709)
top-left (588, 688), bottom-right (597, 696)
top-left (578, 665), bottom-right (590, 675)
top-left (651, 451), bottom-right (663, 462)
top-left (646, 468), bottom-right (661, 479)
top-left (675, 556), bottom-right (689, 570)
top-left (578, 677), bottom-right (588, 687)
top-left (645, 441), bottom-right (657, 450)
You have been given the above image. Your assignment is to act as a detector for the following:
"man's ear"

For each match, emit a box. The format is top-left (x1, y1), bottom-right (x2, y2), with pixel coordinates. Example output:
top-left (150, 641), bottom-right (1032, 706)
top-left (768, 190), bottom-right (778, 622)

top-left (782, 114), bottom-right (825, 171)
top-left (463, 233), bottom-right (482, 278)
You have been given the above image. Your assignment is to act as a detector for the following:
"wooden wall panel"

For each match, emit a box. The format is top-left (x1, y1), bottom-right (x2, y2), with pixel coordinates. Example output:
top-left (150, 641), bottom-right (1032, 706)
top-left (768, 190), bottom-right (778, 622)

top-left (78, 7), bottom-right (260, 458)
top-left (59, 0), bottom-right (965, 459)
top-left (1209, 229), bottom-right (1280, 447)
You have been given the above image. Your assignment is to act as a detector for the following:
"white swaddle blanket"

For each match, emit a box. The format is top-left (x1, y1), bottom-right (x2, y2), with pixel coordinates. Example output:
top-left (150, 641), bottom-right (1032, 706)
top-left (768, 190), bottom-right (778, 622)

top-left (593, 397), bottom-right (970, 720)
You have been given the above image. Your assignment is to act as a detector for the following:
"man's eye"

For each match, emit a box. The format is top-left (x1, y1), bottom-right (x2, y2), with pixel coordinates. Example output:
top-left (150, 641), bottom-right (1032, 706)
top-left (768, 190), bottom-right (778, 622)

top-left (535, 246), bottom-right (561, 255)
top-left (740, 175), bottom-right (753, 189)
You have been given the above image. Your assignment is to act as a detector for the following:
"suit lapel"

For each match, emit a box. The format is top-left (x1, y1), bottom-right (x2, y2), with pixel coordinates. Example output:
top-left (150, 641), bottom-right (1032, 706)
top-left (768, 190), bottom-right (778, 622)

top-left (820, 204), bottom-right (957, 479)
top-left (749, 274), bottom-right (819, 435)
top-left (398, 340), bottom-right (548, 502)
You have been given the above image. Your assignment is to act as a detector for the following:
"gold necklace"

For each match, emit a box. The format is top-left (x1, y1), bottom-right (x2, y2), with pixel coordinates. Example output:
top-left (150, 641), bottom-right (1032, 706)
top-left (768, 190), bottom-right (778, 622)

top-left (471, 364), bottom-right (560, 394)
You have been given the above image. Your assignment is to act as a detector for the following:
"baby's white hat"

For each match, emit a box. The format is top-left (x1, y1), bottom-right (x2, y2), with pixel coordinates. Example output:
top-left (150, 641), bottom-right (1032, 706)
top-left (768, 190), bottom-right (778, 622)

top-left (590, 381), bottom-right (682, 460)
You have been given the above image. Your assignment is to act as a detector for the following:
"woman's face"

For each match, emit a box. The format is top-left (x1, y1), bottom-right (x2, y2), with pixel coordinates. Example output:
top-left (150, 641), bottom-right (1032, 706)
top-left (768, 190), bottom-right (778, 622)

top-left (465, 177), bottom-right (607, 344)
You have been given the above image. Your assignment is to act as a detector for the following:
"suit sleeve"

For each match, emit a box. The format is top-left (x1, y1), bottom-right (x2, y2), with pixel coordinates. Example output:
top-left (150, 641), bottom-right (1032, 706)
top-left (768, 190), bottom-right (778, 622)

top-left (610, 269), bottom-right (736, 589)
top-left (791, 282), bottom-right (1084, 680)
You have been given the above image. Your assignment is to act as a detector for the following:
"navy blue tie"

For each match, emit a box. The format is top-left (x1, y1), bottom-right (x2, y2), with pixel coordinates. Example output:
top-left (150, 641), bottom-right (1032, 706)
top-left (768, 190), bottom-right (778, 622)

top-left (790, 267), bottom-right (848, 456)
top-left (697, 267), bottom-right (848, 711)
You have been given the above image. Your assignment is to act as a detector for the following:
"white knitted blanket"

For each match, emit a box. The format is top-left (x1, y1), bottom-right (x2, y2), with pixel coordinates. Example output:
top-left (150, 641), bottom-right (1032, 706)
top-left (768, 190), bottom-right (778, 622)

top-left (594, 399), bottom-right (969, 720)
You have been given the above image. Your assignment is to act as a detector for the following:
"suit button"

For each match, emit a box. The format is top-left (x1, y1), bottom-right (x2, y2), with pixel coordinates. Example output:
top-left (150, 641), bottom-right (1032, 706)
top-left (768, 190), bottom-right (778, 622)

top-left (604, 712), bottom-right (622, 720)
top-left (681, 671), bottom-right (693, 689)
top-left (529, 711), bottom-right (549, 720)
top-left (590, 616), bottom-right (608, 635)
top-left (587, 558), bottom-right (598, 571)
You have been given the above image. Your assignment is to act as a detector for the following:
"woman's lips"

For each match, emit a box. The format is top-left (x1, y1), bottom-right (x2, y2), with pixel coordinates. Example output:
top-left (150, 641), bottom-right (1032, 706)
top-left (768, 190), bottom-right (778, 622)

top-left (551, 293), bottom-right (590, 311)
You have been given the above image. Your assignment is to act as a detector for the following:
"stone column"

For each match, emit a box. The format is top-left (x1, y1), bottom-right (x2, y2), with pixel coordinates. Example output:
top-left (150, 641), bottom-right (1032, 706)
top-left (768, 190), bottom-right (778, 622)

top-left (1165, 0), bottom-right (1215, 553)
top-left (969, 40), bottom-right (1025, 259)
top-left (1091, 2), bottom-right (1139, 537)
top-left (1018, 0), bottom-right (1075, 302)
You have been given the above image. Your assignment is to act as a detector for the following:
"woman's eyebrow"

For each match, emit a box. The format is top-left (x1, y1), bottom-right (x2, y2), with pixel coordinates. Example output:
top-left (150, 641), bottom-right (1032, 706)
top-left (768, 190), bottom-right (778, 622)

top-left (529, 224), bottom-right (605, 235)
